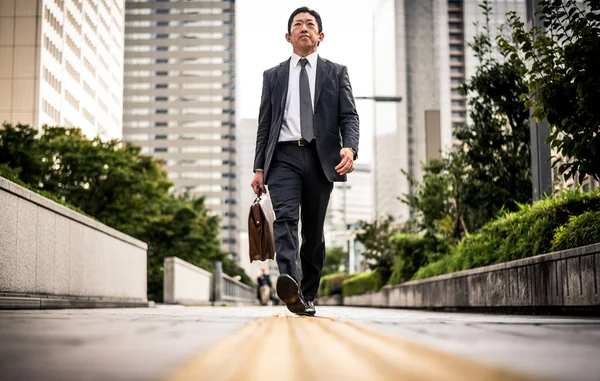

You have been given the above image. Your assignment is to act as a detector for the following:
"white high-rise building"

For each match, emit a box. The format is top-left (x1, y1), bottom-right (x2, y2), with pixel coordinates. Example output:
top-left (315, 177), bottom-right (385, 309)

top-left (372, 0), bottom-right (526, 222)
top-left (122, 0), bottom-right (238, 257)
top-left (0, 0), bottom-right (125, 139)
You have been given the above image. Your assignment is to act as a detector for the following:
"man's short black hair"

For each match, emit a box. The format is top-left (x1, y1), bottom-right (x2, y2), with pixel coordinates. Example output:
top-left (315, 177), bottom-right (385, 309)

top-left (287, 6), bottom-right (322, 34)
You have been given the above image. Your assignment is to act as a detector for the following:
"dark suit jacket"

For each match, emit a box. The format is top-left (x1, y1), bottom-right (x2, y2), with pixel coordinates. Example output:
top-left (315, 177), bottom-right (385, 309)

top-left (253, 56), bottom-right (360, 184)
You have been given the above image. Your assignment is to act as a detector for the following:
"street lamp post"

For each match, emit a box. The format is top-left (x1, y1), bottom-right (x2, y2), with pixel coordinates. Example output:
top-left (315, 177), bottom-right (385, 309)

top-left (355, 95), bottom-right (403, 222)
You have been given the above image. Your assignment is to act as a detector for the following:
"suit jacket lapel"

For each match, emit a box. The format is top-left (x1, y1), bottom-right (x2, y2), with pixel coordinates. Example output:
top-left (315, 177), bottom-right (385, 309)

top-left (315, 56), bottom-right (331, 107)
top-left (275, 59), bottom-right (290, 112)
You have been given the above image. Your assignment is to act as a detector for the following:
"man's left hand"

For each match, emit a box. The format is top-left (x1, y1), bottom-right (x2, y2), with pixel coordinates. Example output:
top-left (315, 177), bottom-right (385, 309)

top-left (335, 148), bottom-right (355, 175)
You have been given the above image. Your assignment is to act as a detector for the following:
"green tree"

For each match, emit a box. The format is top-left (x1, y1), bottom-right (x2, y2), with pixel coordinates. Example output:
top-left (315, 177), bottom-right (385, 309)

top-left (402, 156), bottom-right (468, 239)
top-left (455, 1), bottom-right (532, 230)
top-left (38, 126), bottom-right (171, 238)
top-left (498, 0), bottom-right (600, 182)
top-left (0, 123), bottom-right (250, 301)
top-left (403, 1), bottom-right (531, 239)
top-left (322, 246), bottom-right (344, 277)
top-left (142, 195), bottom-right (251, 301)
top-left (0, 123), bottom-right (46, 184)
top-left (355, 217), bottom-right (416, 284)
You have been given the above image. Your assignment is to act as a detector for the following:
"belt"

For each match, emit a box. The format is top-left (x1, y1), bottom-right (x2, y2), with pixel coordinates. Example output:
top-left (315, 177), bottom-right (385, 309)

top-left (277, 138), bottom-right (312, 147)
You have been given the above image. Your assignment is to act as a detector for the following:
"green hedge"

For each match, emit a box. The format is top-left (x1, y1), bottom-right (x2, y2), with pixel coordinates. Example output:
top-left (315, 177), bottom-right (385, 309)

top-left (552, 210), bottom-right (600, 251)
top-left (318, 272), bottom-right (349, 297)
top-left (414, 189), bottom-right (600, 280)
top-left (388, 233), bottom-right (451, 285)
top-left (342, 271), bottom-right (381, 297)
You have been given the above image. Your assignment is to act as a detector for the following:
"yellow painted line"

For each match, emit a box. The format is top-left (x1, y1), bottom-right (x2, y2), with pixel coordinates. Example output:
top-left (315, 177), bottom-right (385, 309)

top-left (163, 308), bottom-right (537, 381)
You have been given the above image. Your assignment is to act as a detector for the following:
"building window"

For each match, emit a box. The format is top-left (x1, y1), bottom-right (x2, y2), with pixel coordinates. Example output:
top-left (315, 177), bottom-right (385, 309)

top-left (65, 89), bottom-right (80, 109)
top-left (66, 60), bottom-right (80, 81)
top-left (449, 22), bottom-right (462, 30)
top-left (82, 107), bottom-right (95, 125)
top-left (43, 35), bottom-right (62, 63)
top-left (43, 67), bottom-right (61, 93)
top-left (66, 8), bottom-right (81, 33)
top-left (44, 6), bottom-right (64, 36)
top-left (42, 99), bottom-right (60, 121)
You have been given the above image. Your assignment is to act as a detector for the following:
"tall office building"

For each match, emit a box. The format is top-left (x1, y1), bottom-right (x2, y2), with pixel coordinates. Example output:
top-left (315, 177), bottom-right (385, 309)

top-left (372, 0), bottom-right (525, 222)
top-left (122, 0), bottom-right (238, 256)
top-left (0, 0), bottom-right (125, 139)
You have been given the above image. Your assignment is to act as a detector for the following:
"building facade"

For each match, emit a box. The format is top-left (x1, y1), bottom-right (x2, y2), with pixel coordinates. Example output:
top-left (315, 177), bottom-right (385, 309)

top-left (122, 0), bottom-right (238, 256)
top-left (372, 0), bottom-right (526, 222)
top-left (0, 0), bottom-right (125, 139)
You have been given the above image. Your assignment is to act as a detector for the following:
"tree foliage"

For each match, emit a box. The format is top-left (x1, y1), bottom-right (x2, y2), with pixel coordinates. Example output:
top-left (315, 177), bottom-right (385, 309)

top-left (497, 0), bottom-right (600, 182)
top-left (403, 1), bottom-right (531, 239)
top-left (0, 123), bottom-right (251, 301)
top-left (355, 216), bottom-right (417, 283)
top-left (322, 246), bottom-right (344, 277)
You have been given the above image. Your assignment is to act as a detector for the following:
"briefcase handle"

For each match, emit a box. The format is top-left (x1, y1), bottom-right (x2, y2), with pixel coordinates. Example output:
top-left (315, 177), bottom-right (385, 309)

top-left (254, 189), bottom-right (263, 203)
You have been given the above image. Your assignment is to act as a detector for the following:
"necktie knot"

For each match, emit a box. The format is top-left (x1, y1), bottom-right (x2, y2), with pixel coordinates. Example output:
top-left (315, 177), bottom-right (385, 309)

top-left (299, 58), bottom-right (309, 68)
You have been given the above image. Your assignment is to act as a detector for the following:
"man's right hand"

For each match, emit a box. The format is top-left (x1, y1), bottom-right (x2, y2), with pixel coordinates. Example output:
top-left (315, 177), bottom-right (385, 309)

top-left (251, 171), bottom-right (266, 195)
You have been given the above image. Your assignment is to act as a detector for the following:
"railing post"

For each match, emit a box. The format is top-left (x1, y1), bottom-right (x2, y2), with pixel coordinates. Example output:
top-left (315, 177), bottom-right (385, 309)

top-left (214, 261), bottom-right (223, 304)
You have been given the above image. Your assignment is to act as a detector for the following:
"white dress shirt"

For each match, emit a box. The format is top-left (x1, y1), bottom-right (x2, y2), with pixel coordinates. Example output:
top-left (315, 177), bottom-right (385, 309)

top-left (278, 52), bottom-right (318, 142)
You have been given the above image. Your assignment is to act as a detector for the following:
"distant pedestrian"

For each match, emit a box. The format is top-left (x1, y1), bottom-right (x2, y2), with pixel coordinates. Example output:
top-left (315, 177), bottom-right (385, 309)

top-left (256, 268), bottom-right (273, 306)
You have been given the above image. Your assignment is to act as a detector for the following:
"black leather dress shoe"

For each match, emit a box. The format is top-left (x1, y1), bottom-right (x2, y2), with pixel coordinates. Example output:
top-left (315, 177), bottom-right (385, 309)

top-left (276, 274), bottom-right (306, 315)
top-left (304, 301), bottom-right (316, 316)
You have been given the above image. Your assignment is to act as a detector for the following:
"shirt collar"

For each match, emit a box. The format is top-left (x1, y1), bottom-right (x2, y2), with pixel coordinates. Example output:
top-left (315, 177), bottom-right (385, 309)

top-left (291, 51), bottom-right (318, 68)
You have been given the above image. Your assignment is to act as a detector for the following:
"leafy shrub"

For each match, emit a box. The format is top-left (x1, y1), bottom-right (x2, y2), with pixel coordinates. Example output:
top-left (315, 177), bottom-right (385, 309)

top-left (414, 189), bottom-right (600, 279)
top-left (552, 211), bottom-right (600, 251)
top-left (318, 272), bottom-right (349, 297)
top-left (342, 271), bottom-right (381, 297)
top-left (387, 233), bottom-right (452, 285)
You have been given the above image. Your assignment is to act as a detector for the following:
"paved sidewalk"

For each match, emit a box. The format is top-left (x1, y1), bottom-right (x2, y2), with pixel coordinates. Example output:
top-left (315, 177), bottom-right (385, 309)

top-left (0, 306), bottom-right (275, 381)
top-left (326, 307), bottom-right (600, 381)
top-left (1, 306), bottom-right (599, 380)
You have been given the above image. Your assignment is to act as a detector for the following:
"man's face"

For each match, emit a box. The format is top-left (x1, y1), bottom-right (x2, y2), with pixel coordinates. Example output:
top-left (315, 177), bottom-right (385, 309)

top-left (286, 12), bottom-right (323, 52)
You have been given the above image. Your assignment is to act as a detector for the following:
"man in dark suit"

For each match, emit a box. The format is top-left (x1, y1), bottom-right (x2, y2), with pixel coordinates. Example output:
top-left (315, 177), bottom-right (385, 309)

top-left (250, 6), bottom-right (359, 316)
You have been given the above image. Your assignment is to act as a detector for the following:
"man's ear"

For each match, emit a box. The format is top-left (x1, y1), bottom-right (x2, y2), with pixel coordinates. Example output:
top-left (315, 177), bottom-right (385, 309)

top-left (285, 33), bottom-right (291, 43)
top-left (318, 32), bottom-right (325, 43)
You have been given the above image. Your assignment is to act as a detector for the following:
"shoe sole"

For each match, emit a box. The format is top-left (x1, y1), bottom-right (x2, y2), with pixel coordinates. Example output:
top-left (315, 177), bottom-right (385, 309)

top-left (276, 276), bottom-right (306, 315)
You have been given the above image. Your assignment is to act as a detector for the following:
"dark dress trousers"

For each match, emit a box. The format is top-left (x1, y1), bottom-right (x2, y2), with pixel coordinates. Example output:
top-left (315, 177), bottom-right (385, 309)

top-left (253, 56), bottom-right (359, 301)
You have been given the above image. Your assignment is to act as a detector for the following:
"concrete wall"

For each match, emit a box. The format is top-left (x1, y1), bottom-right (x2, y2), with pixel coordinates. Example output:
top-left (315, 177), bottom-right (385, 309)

top-left (323, 243), bottom-right (600, 311)
top-left (163, 257), bottom-right (212, 306)
top-left (316, 294), bottom-right (343, 306)
top-left (0, 177), bottom-right (148, 308)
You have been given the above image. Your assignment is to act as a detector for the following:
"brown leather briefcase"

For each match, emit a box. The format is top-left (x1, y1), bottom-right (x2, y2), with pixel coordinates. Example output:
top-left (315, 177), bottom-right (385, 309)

top-left (248, 194), bottom-right (275, 262)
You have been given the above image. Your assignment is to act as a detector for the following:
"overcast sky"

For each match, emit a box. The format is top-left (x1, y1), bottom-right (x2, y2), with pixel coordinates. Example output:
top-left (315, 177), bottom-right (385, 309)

top-left (236, 0), bottom-right (376, 164)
